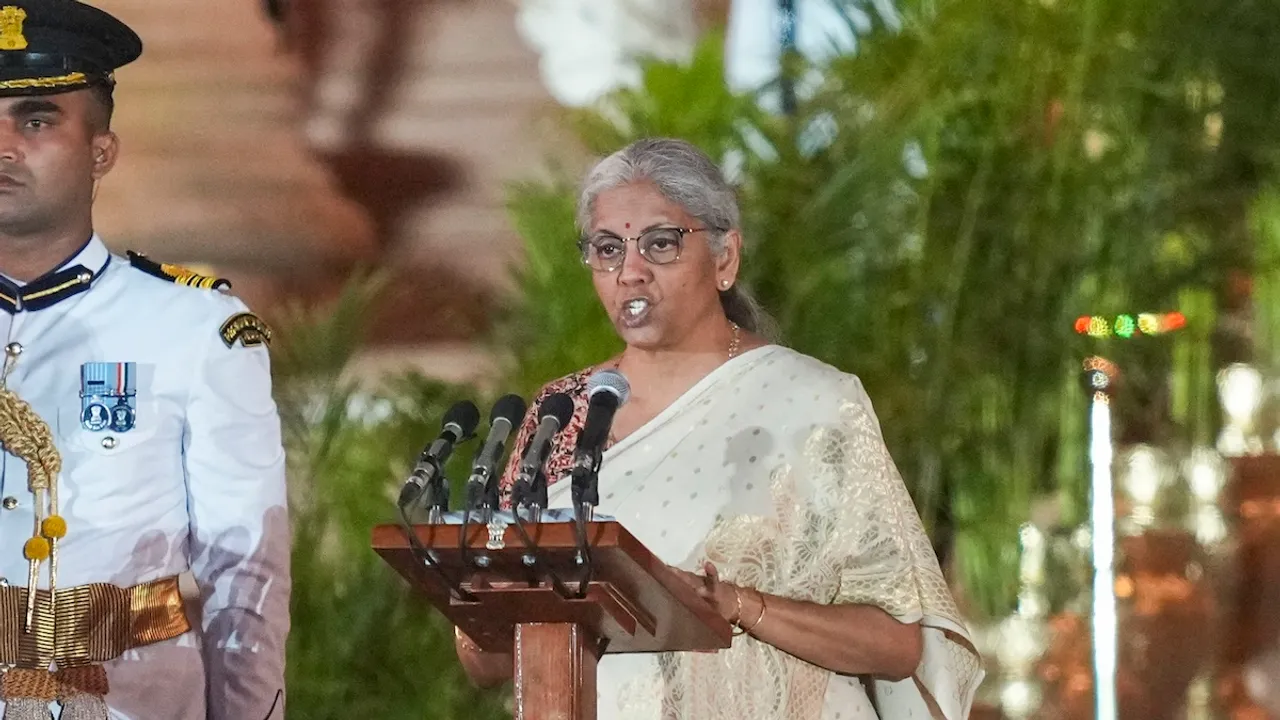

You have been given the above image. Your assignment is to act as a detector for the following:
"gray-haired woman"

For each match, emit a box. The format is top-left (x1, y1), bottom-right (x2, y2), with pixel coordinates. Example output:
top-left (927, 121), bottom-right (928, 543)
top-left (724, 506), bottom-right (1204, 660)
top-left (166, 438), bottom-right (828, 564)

top-left (458, 138), bottom-right (984, 719)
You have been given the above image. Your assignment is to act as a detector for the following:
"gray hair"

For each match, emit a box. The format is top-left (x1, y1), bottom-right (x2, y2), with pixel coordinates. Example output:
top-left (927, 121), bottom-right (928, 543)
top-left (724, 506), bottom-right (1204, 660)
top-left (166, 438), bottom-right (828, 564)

top-left (576, 138), bottom-right (775, 338)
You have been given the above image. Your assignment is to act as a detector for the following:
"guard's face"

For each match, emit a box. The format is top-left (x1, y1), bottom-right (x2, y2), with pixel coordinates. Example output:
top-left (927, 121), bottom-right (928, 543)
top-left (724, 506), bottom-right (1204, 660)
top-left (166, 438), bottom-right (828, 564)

top-left (0, 90), bottom-right (116, 236)
top-left (587, 181), bottom-right (739, 351)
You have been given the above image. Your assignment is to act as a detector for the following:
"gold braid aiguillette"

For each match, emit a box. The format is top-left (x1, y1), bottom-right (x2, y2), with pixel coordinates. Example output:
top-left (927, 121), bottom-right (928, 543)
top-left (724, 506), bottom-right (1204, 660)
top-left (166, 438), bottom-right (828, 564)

top-left (0, 345), bottom-right (65, 632)
top-left (0, 346), bottom-right (106, 718)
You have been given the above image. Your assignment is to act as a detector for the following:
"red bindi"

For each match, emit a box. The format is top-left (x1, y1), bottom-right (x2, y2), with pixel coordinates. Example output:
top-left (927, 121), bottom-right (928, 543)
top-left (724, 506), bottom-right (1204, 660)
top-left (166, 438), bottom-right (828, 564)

top-left (624, 222), bottom-right (631, 229)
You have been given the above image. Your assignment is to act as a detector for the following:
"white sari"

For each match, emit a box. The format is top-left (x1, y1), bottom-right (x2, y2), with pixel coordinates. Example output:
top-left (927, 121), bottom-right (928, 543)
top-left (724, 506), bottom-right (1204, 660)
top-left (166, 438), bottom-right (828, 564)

top-left (544, 345), bottom-right (984, 719)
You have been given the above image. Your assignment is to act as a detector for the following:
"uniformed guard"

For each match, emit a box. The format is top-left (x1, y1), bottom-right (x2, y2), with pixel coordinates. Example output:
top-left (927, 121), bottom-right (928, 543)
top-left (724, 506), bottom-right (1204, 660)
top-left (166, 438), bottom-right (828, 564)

top-left (0, 2), bottom-right (289, 719)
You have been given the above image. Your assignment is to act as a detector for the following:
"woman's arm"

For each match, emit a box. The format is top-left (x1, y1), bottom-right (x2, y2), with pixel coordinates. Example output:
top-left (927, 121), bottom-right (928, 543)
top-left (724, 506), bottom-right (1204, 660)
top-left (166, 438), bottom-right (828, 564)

top-left (675, 562), bottom-right (923, 680)
top-left (455, 629), bottom-right (514, 688)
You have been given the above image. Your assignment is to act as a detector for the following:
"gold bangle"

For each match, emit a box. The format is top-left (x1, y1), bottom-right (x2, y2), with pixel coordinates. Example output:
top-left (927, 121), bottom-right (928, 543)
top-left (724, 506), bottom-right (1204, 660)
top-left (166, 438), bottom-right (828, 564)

top-left (741, 590), bottom-right (767, 634)
top-left (731, 585), bottom-right (746, 635)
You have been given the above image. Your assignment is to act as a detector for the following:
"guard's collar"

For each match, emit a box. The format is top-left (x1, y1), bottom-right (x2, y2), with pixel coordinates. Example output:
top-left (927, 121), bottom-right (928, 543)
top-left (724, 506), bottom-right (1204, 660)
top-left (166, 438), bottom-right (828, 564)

top-left (0, 235), bottom-right (111, 314)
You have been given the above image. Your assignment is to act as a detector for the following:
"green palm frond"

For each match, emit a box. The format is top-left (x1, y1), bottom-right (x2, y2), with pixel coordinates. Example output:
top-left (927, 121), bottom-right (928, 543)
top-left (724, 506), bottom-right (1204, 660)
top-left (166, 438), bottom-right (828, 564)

top-left (277, 274), bottom-right (507, 720)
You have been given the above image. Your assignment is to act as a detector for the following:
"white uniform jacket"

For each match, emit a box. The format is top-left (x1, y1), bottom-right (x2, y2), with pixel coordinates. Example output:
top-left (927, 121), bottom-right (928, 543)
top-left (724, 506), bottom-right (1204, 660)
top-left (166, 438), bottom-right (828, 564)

top-left (0, 236), bottom-right (289, 720)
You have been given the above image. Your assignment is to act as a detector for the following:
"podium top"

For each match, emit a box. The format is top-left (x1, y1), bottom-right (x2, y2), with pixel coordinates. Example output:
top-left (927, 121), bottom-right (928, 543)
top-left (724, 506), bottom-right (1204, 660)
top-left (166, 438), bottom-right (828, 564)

top-left (372, 518), bottom-right (732, 655)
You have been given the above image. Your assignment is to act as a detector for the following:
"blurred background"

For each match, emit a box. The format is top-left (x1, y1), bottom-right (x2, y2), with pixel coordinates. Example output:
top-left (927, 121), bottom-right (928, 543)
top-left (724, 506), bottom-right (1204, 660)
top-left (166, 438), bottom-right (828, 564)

top-left (90, 0), bottom-right (1280, 717)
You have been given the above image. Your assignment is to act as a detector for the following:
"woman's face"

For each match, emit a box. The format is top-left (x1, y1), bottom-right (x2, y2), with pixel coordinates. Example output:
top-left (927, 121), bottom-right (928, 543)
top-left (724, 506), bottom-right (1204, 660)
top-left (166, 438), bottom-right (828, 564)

top-left (586, 181), bottom-right (739, 351)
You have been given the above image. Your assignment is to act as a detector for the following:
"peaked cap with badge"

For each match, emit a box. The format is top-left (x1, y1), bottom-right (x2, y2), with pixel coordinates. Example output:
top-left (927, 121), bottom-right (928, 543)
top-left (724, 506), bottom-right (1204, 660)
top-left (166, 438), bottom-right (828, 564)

top-left (0, 0), bottom-right (140, 96)
top-left (0, 4), bottom-right (289, 720)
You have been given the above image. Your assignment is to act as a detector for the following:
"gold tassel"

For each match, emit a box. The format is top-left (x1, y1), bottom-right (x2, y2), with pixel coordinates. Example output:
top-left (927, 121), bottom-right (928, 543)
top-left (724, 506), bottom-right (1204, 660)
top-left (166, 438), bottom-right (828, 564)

top-left (0, 698), bottom-right (51, 720)
top-left (0, 668), bottom-right (57, 719)
top-left (0, 665), bottom-right (109, 720)
top-left (56, 665), bottom-right (109, 720)
top-left (58, 695), bottom-right (108, 720)
top-left (22, 559), bottom-right (36, 631)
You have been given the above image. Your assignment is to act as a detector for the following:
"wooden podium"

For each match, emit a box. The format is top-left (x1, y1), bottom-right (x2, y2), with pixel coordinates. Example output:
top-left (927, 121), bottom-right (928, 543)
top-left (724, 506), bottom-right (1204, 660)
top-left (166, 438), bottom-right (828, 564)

top-left (372, 518), bottom-right (733, 719)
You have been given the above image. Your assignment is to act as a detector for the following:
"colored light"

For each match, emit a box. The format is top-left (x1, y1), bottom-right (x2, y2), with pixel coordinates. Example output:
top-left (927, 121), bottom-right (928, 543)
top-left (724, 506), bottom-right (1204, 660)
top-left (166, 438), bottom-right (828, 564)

top-left (1137, 314), bottom-right (1158, 334)
top-left (1074, 312), bottom-right (1187, 338)
top-left (1083, 356), bottom-right (1120, 388)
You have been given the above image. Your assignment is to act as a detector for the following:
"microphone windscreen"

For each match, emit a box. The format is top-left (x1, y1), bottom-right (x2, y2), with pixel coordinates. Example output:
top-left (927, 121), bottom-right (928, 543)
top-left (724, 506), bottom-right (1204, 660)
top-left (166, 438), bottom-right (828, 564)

top-left (490, 394), bottom-right (528, 427)
top-left (443, 400), bottom-right (481, 437)
top-left (540, 393), bottom-right (575, 428)
top-left (586, 369), bottom-right (630, 405)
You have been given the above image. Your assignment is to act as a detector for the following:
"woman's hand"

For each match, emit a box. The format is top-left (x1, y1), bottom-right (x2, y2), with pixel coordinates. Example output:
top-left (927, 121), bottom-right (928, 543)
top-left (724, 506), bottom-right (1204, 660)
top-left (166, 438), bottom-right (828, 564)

top-left (670, 561), bottom-right (743, 625)
top-left (669, 562), bottom-right (923, 679)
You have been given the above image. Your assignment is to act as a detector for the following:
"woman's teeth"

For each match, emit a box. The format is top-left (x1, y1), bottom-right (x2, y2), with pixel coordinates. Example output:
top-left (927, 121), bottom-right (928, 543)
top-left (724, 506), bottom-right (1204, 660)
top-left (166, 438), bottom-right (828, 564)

top-left (625, 299), bottom-right (650, 317)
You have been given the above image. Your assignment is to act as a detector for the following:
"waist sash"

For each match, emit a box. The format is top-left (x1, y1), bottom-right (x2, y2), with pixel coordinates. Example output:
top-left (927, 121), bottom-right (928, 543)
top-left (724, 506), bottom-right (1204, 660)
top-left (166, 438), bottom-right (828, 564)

top-left (0, 575), bottom-right (190, 668)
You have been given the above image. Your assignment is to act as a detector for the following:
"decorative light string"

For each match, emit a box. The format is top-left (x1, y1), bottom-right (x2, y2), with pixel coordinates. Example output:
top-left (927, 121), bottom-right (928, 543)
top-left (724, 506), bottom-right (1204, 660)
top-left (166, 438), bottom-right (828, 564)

top-left (1074, 312), bottom-right (1186, 338)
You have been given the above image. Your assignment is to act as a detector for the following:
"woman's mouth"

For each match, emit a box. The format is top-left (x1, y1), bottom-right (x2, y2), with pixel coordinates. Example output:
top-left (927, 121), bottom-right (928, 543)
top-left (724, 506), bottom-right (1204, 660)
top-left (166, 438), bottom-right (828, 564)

top-left (620, 297), bottom-right (653, 326)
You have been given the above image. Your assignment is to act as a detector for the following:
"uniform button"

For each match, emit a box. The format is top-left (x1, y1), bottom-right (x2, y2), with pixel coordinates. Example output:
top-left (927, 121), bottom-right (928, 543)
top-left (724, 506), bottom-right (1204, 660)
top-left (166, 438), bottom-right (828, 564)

top-left (3, 342), bottom-right (20, 357)
top-left (77, 271), bottom-right (92, 283)
top-left (1, 497), bottom-right (16, 510)
top-left (101, 436), bottom-right (118, 450)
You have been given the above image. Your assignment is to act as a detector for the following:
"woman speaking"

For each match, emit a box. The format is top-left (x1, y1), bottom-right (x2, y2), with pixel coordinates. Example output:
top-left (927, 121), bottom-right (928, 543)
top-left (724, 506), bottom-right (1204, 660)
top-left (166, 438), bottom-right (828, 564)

top-left (457, 138), bottom-right (983, 719)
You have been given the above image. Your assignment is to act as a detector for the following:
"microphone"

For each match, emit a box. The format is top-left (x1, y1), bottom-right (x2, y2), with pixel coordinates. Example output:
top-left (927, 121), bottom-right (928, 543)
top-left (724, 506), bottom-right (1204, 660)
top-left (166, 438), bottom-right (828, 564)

top-left (571, 370), bottom-right (631, 510)
top-left (464, 394), bottom-right (528, 517)
top-left (397, 400), bottom-right (480, 510)
top-left (513, 393), bottom-right (576, 514)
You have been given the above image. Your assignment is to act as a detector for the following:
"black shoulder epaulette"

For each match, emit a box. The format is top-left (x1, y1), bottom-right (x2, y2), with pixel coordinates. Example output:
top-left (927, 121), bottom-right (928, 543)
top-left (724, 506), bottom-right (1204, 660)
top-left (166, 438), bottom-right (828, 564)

top-left (127, 251), bottom-right (231, 292)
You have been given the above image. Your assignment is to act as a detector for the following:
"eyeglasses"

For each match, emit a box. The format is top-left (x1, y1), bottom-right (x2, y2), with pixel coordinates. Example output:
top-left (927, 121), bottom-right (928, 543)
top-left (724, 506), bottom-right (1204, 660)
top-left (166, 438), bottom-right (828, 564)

top-left (577, 227), bottom-right (714, 273)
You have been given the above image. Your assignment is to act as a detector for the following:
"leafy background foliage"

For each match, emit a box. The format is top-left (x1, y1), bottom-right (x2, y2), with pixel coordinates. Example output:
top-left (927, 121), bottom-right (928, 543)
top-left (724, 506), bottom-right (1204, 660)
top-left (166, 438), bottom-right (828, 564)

top-left (277, 1), bottom-right (1280, 716)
